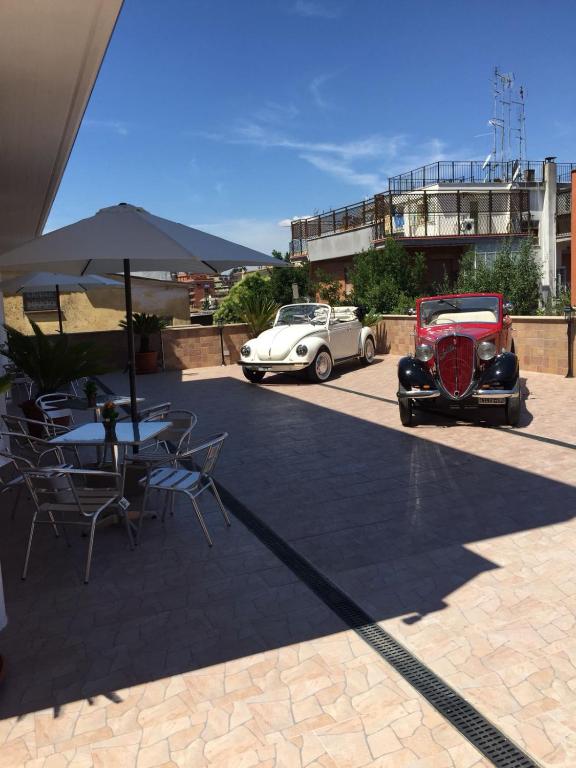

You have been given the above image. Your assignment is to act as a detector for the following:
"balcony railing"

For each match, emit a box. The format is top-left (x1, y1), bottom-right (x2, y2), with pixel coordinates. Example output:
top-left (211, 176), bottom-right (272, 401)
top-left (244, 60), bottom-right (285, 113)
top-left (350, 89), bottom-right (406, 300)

top-left (388, 160), bottom-right (576, 192)
top-left (290, 189), bottom-right (532, 253)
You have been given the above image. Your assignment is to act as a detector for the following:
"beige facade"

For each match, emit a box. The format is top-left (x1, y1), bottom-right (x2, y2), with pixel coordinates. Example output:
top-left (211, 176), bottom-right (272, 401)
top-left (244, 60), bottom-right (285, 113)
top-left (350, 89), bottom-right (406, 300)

top-left (3, 275), bottom-right (190, 335)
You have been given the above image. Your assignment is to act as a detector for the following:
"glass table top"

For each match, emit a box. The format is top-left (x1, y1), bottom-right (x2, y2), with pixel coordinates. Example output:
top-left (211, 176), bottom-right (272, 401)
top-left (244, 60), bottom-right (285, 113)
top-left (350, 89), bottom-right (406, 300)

top-left (49, 421), bottom-right (172, 446)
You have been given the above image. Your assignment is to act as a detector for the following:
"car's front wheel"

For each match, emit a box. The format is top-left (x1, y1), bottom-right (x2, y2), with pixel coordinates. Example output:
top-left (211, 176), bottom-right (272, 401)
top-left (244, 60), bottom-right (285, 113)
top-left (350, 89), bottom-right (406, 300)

top-left (505, 392), bottom-right (521, 426)
top-left (362, 336), bottom-right (376, 365)
top-left (308, 349), bottom-right (333, 382)
top-left (398, 388), bottom-right (414, 427)
top-left (243, 368), bottom-right (265, 384)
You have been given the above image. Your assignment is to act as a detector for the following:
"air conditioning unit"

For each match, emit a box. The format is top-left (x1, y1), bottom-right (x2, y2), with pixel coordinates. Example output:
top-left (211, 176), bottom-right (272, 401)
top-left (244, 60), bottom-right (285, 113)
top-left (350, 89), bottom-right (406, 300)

top-left (460, 218), bottom-right (476, 234)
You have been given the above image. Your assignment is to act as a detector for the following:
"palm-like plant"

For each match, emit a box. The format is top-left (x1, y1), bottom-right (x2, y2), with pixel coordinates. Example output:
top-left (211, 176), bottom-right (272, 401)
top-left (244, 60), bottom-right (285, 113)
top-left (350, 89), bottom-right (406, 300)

top-left (2, 322), bottom-right (107, 395)
top-left (119, 313), bottom-right (170, 353)
top-left (238, 294), bottom-right (279, 337)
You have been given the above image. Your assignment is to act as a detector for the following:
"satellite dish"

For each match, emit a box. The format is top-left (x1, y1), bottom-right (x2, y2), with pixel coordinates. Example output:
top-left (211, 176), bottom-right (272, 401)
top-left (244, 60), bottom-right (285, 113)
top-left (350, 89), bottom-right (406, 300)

top-left (482, 153), bottom-right (492, 169)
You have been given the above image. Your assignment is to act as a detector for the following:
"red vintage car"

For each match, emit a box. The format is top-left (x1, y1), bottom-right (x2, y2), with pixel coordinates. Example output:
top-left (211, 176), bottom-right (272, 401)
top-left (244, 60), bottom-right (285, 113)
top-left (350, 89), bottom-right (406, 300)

top-left (397, 292), bottom-right (520, 427)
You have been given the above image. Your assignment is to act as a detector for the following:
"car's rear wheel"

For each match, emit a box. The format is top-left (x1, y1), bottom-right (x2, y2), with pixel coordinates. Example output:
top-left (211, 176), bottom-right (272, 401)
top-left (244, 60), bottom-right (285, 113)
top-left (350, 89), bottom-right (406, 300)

top-left (505, 392), bottom-right (521, 426)
top-left (243, 368), bottom-right (265, 384)
top-left (308, 349), bottom-right (333, 382)
top-left (362, 336), bottom-right (376, 365)
top-left (398, 389), bottom-right (414, 427)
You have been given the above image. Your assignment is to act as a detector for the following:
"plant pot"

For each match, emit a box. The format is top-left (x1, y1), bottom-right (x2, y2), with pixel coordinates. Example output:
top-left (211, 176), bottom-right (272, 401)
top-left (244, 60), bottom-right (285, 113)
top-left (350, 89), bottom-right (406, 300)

top-left (20, 400), bottom-right (45, 436)
top-left (135, 351), bottom-right (158, 374)
top-left (103, 420), bottom-right (117, 441)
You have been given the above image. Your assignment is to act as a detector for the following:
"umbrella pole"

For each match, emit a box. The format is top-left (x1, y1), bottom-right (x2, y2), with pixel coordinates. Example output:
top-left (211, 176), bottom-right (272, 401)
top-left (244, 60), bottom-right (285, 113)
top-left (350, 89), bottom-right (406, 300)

top-left (123, 259), bottom-right (139, 423)
top-left (55, 284), bottom-right (64, 334)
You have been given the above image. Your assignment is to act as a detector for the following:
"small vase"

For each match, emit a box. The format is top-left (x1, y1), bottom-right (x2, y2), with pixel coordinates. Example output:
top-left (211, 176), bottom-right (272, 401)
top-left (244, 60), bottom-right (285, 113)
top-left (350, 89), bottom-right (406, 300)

top-left (103, 419), bottom-right (117, 441)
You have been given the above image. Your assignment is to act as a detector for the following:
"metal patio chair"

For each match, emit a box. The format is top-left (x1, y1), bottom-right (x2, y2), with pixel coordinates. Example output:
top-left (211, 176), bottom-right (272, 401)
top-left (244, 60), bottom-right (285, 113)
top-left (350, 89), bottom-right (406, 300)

top-left (21, 467), bottom-right (134, 584)
top-left (35, 392), bottom-right (76, 427)
top-left (0, 418), bottom-right (80, 466)
top-left (0, 450), bottom-right (34, 521)
top-left (132, 432), bottom-right (229, 545)
top-left (0, 430), bottom-right (71, 467)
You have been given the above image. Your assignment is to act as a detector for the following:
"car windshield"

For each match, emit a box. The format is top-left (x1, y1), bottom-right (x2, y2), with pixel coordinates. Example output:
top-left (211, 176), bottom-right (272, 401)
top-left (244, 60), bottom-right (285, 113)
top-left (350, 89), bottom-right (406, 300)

top-left (420, 296), bottom-right (500, 327)
top-left (275, 304), bottom-right (329, 326)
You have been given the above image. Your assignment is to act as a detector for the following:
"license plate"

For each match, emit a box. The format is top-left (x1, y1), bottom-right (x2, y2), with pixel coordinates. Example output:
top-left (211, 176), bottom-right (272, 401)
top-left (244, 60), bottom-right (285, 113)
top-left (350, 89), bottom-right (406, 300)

top-left (256, 367), bottom-right (271, 371)
top-left (480, 398), bottom-right (505, 405)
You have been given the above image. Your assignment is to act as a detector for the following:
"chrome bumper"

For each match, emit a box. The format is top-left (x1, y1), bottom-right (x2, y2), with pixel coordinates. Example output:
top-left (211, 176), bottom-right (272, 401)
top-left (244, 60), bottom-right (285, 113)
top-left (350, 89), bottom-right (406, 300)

top-left (397, 389), bottom-right (441, 399)
top-left (473, 388), bottom-right (519, 400)
top-left (398, 387), bottom-right (519, 401)
top-left (239, 361), bottom-right (309, 372)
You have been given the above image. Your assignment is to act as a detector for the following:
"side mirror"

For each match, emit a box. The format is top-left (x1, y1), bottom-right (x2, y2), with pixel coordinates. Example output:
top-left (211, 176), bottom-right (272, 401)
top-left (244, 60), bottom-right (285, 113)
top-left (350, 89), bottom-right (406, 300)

top-left (407, 307), bottom-right (416, 316)
top-left (503, 301), bottom-right (513, 315)
top-left (354, 306), bottom-right (366, 322)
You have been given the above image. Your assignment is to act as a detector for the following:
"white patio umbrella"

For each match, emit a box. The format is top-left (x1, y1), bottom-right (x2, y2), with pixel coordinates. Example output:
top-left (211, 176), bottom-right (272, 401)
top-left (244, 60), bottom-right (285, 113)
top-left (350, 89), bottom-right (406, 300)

top-left (0, 272), bottom-right (121, 334)
top-left (0, 203), bottom-right (286, 420)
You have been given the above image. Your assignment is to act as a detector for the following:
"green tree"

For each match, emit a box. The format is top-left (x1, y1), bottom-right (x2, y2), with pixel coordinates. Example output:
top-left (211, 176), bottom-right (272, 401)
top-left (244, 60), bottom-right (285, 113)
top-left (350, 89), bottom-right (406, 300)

top-left (454, 241), bottom-right (541, 315)
top-left (271, 249), bottom-right (291, 263)
top-left (213, 272), bottom-right (272, 324)
top-left (350, 240), bottom-right (425, 313)
top-left (313, 268), bottom-right (342, 305)
top-left (268, 265), bottom-right (313, 305)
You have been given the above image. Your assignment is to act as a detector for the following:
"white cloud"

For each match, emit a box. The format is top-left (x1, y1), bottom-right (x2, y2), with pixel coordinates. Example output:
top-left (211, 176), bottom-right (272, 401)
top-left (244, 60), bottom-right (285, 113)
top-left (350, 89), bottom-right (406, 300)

top-left (291, 1), bottom-right (342, 19)
top-left (190, 217), bottom-right (288, 255)
top-left (301, 154), bottom-right (385, 190)
top-left (83, 118), bottom-right (129, 136)
top-left (309, 73), bottom-right (334, 109)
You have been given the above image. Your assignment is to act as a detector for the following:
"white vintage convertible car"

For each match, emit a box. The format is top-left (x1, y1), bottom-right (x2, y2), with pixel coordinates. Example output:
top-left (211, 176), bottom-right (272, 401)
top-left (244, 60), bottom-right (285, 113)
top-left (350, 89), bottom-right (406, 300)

top-left (239, 303), bottom-right (376, 383)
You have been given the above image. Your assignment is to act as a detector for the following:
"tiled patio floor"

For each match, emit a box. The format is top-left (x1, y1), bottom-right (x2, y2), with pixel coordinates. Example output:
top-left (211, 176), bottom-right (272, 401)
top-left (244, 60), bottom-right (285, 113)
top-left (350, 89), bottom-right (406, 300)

top-left (1, 355), bottom-right (575, 767)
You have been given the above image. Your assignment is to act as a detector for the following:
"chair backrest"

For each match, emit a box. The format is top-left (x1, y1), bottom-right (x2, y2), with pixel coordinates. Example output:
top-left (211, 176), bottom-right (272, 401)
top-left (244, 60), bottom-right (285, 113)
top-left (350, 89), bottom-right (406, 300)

top-left (70, 377), bottom-right (89, 397)
top-left (36, 393), bottom-right (72, 409)
top-left (163, 410), bottom-right (198, 452)
top-left (0, 430), bottom-right (65, 465)
top-left (181, 432), bottom-right (228, 476)
top-left (140, 402), bottom-right (171, 422)
top-left (2, 413), bottom-right (66, 441)
top-left (0, 449), bottom-right (34, 484)
top-left (21, 467), bottom-right (118, 517)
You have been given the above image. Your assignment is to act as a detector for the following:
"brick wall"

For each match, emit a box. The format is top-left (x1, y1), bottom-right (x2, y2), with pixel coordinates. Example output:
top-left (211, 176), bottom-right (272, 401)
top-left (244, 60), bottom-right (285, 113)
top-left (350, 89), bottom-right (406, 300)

top-left (161, 323), bottom-right (250, 370)
top-left (372, 315), bottom-right (574, 376)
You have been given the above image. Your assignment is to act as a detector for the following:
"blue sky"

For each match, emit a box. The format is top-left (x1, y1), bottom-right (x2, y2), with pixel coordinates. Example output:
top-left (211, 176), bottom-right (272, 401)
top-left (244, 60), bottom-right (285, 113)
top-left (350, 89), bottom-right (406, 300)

top-left (47, 0), bottom-right (576, 254)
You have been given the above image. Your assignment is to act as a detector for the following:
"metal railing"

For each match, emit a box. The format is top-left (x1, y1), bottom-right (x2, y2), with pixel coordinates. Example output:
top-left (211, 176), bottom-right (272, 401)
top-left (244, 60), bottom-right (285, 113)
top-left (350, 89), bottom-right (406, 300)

top-left (388, 160), bottom-right (576, 191)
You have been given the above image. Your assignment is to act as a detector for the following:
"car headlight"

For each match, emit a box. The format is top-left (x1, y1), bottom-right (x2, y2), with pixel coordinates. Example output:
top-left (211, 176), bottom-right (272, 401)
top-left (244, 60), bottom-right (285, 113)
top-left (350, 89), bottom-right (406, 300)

top-left (477, 341), bottom-right (496, 361)
top-left (415, 343), bottom-right (434, 362)
top-left (240, 345), bottom-right (251, 358)
top-left (296, 344), bottom-right (308, 357)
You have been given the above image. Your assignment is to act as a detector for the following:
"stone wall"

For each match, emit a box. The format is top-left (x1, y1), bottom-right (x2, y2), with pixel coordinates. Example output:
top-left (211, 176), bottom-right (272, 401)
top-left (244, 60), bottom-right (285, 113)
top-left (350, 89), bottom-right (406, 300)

top-left (372, 315), bottom-right (574, 376)
top-left (161, 324), bottom-right (250, 370)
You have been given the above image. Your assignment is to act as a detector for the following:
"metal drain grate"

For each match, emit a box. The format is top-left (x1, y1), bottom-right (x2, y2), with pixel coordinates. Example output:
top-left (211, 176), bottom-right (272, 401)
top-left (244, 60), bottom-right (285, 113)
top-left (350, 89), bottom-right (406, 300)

top-left (216, 485), bottom-right (537, 768)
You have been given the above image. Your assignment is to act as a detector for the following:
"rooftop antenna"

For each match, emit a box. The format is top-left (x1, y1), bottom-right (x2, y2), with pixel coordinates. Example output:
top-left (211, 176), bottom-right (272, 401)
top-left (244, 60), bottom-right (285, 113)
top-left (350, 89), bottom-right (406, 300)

top-left (489, 68), bottom-right (526, 179)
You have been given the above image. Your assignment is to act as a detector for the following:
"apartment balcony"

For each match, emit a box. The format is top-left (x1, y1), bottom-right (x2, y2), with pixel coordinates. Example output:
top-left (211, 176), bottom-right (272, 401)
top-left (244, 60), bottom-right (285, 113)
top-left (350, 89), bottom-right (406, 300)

top-left (290, 189), bottom-right (534, 259)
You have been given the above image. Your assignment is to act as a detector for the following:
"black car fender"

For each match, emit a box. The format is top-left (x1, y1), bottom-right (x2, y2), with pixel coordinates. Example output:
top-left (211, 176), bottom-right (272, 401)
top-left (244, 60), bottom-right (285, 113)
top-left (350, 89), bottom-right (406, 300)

top-left (397, 356), bottom-right (436, 392)
top-left (478, 352), bottom-right (519, 388)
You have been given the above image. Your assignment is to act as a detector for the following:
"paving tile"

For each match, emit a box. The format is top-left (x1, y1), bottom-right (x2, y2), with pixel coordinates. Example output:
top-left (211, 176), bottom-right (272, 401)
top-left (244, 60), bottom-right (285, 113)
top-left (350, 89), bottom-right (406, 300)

top-left (1, 359), bottom-right (575, 766)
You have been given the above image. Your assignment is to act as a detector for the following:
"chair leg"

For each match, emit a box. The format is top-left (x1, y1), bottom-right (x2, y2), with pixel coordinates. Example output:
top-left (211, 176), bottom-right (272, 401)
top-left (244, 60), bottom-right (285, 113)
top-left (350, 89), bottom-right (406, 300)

top-left (189, 495), bottom-right (213, 547)
top-left (10, 485), bottom-right (23, 521)
top-left (22, 511), bottom-right (38, 579)
top-left (122, 509), bottom-right (135, 550)
top-left (137, 484), bottom-right (151, 544)
top-left (47, 510), bottom-right (60, 538)
top-left (209, 479), bottom-right (231, 527)
top-left (84, 515), bottom-right (99, 584)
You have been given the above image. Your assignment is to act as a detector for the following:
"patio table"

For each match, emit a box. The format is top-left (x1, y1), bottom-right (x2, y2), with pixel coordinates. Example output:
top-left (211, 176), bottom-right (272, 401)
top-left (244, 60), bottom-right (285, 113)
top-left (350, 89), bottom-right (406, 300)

top-left (49, 421), bottom-right (172, 474)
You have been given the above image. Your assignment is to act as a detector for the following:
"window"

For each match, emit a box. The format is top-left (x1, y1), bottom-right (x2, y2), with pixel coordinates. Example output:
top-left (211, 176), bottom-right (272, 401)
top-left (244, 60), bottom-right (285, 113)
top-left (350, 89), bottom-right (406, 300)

top-left (23, 290), bottom-right (58, 312)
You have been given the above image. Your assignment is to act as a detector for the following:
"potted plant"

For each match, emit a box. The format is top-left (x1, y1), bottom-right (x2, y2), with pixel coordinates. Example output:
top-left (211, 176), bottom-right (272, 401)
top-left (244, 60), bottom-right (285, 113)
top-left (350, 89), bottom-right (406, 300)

top-left (101, 401), bottom-right (119, 441)
top-left (1, 322), bottom-right (106, 430)
top-left (120, 313), bottom-right (169, 374)
top-left (84, 379), bottom-right (98, 407)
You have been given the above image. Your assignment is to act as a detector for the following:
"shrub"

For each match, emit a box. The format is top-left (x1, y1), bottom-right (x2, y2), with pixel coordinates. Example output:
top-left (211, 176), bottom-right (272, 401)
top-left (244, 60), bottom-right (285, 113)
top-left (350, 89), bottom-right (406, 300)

top-left (350, 240), bottom-right (425, 314)
top-left (268, 265), bottom-right (313, 305)
top-left (238, 293), bottom-right (279, 336)
top-left (454, 240), bottom-right (541, 315)
top-left (213, 272), bottom-right (272, 325)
